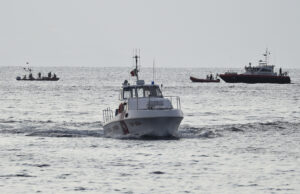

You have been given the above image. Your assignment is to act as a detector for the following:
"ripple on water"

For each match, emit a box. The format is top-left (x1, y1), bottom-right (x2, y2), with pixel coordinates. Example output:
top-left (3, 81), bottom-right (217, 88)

top-left (150, 171), bottom-right (165, 174)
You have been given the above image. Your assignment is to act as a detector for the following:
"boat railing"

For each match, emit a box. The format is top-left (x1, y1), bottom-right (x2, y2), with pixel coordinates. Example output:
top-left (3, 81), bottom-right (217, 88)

top-left (129, 96), bottom-right (181, 110)
top-left (102, 108), bottom-right (114, 123)
top-left (282, 71), bottom-right (289, 76)
top-left (164, 96), bottom-right (181, 110)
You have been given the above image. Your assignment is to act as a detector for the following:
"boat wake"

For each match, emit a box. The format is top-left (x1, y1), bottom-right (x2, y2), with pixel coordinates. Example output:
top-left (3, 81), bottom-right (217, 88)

top-left (0, 119), bottom-right (299, 139)
top-left (0, 119), bottom-right (103, 138)
top-left (180, 121), bottom-right (300, 139)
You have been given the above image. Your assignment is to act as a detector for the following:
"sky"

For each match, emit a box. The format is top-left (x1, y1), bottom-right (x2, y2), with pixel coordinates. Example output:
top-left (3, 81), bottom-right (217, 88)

top-left (0, 0), bottom-right (299, 68)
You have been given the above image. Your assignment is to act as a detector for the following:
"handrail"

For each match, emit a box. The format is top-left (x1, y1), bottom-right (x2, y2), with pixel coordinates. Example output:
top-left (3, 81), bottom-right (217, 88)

top-left (164, 96), bottom-right (181, 110)
top-left (102, 108), bottom-right (114, 123)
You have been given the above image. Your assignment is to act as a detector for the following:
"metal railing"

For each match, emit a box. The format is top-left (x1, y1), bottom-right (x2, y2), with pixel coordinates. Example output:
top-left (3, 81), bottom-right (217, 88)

top-left (102, 108), bottom-right (114, 123)
top-left (165, 96), bottom-right (181, 110)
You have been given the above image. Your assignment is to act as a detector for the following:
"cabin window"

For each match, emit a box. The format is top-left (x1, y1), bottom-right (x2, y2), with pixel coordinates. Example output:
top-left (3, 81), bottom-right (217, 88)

top-left (134, 86), bottom-right (163, 98)
top-left (136, 87), bottom-right (144, 98)
top-left (144, 87), bottom-right (151, 97)
top-left (155, 87), bottom-right (162, 97)
top-left (144, 86), bottom-right (163, 97)
top-left (123, 88), bottom-right (132, 99)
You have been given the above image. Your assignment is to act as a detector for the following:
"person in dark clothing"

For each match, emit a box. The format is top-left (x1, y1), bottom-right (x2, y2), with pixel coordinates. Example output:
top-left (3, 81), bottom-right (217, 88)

top-left (48, 72), bottom-right (51, 78)
top-left (53, 73), bottom-right (57, 79)
top-left (279, 68), bottom-right (282, 76)
top-left (38, 72), bottom-right (41, 79)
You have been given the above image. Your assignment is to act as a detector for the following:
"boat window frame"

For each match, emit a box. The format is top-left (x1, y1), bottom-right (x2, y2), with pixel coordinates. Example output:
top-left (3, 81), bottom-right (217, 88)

top-left (122, 85), bottom-right (163, 100)
top-left (134, 85), bottom-right (163, 98)
top-left (122, 87), bottom-right (133, 100)
top-left (135, 87), bottom-right (144, 98)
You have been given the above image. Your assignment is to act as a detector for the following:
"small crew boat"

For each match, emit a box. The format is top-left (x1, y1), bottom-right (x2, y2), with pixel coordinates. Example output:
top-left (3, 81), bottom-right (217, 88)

top-left (16, 67), bottom-right (59, 81)
top-left (219, 49), bottom-right (291, 84)
top-left (190, 75), bottom-right (220, 83)
top-left (102, 53), bottom-right (184, 138)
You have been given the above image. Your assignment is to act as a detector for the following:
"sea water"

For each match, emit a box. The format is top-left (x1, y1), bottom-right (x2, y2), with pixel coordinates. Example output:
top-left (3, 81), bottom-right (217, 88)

top-left (0, 66), bottom-right (299, 193)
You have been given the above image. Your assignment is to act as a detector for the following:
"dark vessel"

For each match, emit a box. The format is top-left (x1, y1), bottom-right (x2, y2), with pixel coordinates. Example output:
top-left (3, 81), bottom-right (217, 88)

top-left (219, 49), bottom-right (291, 84)
top-left (16, 77), bottom-right (59, 81)
top-left (190, 76), bottom-right (220, 83)
top-left (16, 67), bottom-right (59, 81)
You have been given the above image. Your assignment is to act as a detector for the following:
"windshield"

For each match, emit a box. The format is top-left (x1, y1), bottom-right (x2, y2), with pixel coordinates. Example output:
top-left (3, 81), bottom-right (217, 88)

top-left (122, 85), bottom-right (163, 99)
top-left (137, 86), bottom-right (163, 98)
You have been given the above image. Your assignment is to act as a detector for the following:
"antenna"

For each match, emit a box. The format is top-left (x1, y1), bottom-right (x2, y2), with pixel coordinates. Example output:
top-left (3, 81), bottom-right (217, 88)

top-left (263, 48), bottom-right (270, 66)
top-left (152, 58), bottom-right (155, 82)
top-left (139, 49), bottom-right (141, 78)
top-left (266, 48), bottom-right (268, 65)
top-left (133, 49), bottom-right (140, 81)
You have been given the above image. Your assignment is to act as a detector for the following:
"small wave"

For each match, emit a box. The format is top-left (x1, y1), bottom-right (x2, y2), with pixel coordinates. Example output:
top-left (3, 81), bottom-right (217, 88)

top-left (22, 163), bottom-right (51, 168)
top-left (226, 126), bottom-right (244, 132)
top-left (74, 187), bottom-right (87, 191)
top-left (0, 174), bottom-right (36, 178)
top-left (179, 125), bottom-right (221, 139)
top-left (179, 121), bottom-right (300, 139)
top-left (27, 129), bottom-right (103, 138)
top-left (0, 119), bottom-right (102, 127)
top-left (150, 171), bottom-right (165, 174)
top-left (0, 119), bottom-right (103, 138)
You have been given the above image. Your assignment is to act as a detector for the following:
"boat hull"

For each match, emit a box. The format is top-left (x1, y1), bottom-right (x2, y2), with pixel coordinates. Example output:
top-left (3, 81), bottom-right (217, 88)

top-left (190, 76), bottom-right (220, 83)
top-left (16, 78), bottom-right (59, 81)
top-left (104, 113), bottom-right (183, 138)
top-left (219, 74), bottom-right (290, 84)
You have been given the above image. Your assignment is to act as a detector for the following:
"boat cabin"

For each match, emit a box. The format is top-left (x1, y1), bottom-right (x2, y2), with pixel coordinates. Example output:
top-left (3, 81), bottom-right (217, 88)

top-left (120, 80), bottom-right (163, 100)
top-left (117, 80), bottom-right (174, 111)
top-left (244, 64), bottom-right (276, 75)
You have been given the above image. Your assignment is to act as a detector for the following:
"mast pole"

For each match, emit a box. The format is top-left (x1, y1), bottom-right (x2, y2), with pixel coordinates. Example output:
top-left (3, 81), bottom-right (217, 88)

top-left (138, 49), bottom-right (140, 81)
top-left (265, 48), bottom-right (268, 66)
top-left (133, 49), bottom-right (139, 81)
top-left (153, 58), bottom-right (155, 82)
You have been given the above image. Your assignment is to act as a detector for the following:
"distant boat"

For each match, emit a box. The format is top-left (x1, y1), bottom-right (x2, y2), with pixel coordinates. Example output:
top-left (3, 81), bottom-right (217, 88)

top-left (190, 76), bottom-right (220, 83)
top-left (16, 76), bottom-right (59, 81)
top-left (16, 67), bottom-right (59, 81)
top-left (219, 49), bottom-right (291, 84)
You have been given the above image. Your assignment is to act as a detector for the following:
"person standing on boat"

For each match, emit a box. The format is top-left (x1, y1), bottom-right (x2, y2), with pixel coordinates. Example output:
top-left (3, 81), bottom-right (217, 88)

top-left (48, 72), bottom-right (51, 78)
top-left (38, 72), bottom-right (41, 79)
top-left (279, 68), bottom-right (282, 76)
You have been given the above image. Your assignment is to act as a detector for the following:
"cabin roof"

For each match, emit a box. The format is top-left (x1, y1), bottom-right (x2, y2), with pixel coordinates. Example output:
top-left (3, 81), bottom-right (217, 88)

top-left (123, 84), bottom-right (160, 89)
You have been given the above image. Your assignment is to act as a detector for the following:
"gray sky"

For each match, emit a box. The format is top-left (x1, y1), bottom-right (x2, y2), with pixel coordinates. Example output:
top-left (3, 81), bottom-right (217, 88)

top-left (0, 0), bottom-right (299, 68)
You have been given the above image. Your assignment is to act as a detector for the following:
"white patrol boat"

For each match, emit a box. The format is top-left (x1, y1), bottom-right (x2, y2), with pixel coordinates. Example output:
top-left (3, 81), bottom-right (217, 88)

top-left (102, 54), bottom-right (183, 137)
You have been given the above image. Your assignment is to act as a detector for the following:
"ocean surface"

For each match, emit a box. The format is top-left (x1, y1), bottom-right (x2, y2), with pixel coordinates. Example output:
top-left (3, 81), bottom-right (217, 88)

top-left (0, 66), bottom-right (299, 193)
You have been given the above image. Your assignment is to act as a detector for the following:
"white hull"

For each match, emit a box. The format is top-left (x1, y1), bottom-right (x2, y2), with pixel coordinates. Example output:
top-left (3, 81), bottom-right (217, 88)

top-left (103, 110), bottom-right (183, 137)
